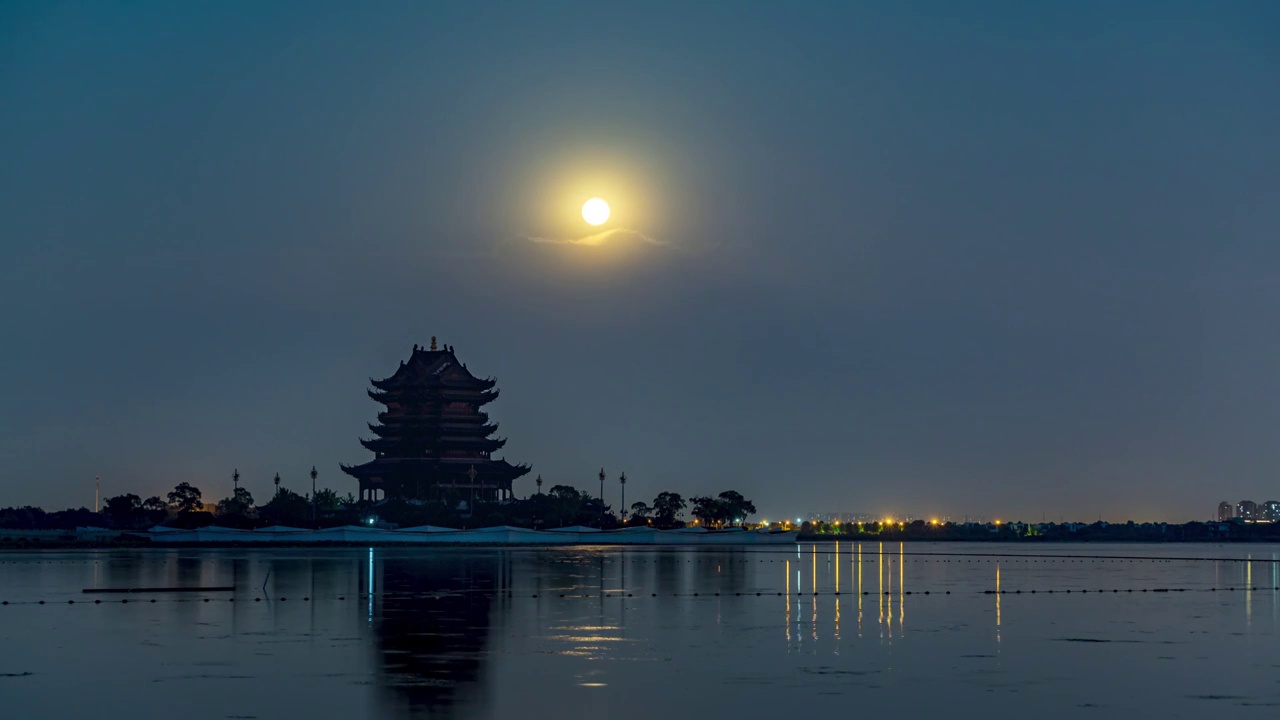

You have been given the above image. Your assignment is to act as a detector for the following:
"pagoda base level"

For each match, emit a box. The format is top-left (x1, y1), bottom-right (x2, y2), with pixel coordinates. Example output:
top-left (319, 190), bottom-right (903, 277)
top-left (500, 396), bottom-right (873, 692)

top-left (357, 481), bottom-right (515, 505)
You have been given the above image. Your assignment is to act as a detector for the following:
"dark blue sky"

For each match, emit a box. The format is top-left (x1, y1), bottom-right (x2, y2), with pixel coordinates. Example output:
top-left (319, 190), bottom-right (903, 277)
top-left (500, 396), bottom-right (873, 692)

top-left (2, 1), bottom-right (1278, 521)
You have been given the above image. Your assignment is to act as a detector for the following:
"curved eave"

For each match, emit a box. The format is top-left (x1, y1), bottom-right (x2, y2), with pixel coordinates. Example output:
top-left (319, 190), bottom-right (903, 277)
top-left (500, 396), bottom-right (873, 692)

top-left (360, 437), bottom-right (506, 453)
top-left (366, 388), bottom-right (498, 404)
top-left (368, 420), bottom-right (496, 436)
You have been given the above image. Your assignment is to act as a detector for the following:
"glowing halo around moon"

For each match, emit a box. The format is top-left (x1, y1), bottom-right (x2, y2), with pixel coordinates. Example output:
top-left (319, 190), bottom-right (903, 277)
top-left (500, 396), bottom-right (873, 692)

top-left (581, 197), bottom-right (611, 226)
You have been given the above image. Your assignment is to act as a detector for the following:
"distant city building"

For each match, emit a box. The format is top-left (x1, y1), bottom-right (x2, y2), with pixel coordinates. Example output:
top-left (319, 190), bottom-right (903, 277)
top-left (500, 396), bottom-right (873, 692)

top-left (1264, 501), bottom-right (1280, 522)
top-left (806, 513), bottom-right (877, 524)
top-left (1217, 501), bottom-right (1233, 522)
top-left (1237, 500), bottom-right (1259, 521)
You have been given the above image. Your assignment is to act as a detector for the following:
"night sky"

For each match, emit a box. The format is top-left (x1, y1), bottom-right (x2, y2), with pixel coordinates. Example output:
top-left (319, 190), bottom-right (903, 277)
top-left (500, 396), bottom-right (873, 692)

top-left (2, 1), bottom-right (1278, 521)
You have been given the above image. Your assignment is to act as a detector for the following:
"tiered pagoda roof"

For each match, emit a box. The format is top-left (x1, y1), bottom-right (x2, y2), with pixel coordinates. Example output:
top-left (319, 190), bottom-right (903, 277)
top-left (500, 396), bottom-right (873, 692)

top-left (341, 340), bottom-right (531, 503)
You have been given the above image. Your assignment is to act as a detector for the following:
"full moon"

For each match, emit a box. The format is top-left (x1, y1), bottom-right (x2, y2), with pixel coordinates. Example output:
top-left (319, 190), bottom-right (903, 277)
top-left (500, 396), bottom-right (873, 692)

top-left (582, 197), bottom-right (611, 226)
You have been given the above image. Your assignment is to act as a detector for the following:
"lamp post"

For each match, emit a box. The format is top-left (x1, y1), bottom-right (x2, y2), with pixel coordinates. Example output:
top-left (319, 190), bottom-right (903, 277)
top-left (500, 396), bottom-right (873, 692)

top-left (620, 472), bottom-right (627, 523)
top-left (536, 474), bottom-right (543, 495)
top-left (598, 467), bottom-right (605, 528)
top-left (310, 466), bottom-right (318, 523)
top-left (274, 473), bottom-right (281, 498)
top-left (233, 469), bottom-right (239, 492)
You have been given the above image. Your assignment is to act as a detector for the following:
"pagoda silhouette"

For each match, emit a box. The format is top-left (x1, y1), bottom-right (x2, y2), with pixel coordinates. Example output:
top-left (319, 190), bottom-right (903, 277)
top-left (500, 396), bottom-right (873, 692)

top-left (341, 338), bottom-right (531, 505)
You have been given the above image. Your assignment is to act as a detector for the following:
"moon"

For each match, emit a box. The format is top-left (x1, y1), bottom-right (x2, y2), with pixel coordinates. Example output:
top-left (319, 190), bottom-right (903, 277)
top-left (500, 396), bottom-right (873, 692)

top-left (582, 197), bottom-right (610, 226)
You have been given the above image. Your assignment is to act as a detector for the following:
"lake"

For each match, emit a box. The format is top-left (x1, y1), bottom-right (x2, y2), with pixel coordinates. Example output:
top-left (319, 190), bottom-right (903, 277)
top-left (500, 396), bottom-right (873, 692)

top-left (1, 543), bottom-right (1278, 718)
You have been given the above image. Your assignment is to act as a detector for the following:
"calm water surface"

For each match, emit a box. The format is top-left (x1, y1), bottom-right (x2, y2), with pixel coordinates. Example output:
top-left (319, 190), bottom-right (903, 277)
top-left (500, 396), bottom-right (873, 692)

top-left (2, 542), bottom-right (1279, 718)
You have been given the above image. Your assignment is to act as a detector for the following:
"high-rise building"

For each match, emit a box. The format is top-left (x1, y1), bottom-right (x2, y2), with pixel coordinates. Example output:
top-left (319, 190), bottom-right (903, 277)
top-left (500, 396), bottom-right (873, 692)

top-left (1263, 501), bottom-right (1280, 522)
top-left (1237, 500), bottom-right (1258, 521)
top-left (1217, 501), bottom-right (1233, 522)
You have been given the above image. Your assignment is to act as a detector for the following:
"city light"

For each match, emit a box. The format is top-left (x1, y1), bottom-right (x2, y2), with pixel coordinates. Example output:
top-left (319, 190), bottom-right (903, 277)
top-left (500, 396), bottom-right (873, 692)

top-left (930, 519), bottom-right (939, 526)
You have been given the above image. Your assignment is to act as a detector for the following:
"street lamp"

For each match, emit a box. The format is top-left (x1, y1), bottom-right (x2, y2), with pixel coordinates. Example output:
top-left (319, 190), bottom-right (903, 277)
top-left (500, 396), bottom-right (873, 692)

top-left (310, 466), bottom-right (318, 524)
top-left (274, 473), bottom-right (281, 497)
top-left (598, 467), bottom-right (606, 528)
top-left (233, 468), bottom-right (239, 492)
top-left (535, 474), bottom-right (543, 494)
top-left (619, 472), bottom-right (627, 523)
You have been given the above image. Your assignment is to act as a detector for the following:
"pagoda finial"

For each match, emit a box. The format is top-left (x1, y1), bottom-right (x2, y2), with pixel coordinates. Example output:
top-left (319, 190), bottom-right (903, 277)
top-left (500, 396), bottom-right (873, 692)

top-left (430, 336), bottom-right (437, 351)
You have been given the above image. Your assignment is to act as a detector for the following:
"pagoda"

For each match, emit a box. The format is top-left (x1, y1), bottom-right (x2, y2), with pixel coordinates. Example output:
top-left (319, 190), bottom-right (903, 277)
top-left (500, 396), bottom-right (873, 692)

top-left (341, 338), bottom-right (531, 504)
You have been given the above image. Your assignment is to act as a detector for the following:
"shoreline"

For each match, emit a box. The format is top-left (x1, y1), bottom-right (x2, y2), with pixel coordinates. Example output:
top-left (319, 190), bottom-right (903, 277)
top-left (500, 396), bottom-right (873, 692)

top-left (2, 536), bottom-right (1278, 551)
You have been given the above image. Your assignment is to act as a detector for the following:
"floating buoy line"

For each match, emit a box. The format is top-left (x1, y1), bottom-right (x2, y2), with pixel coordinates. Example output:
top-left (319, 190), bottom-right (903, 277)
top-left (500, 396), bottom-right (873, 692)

top-left (2, 585), bottom-right (1277, 607)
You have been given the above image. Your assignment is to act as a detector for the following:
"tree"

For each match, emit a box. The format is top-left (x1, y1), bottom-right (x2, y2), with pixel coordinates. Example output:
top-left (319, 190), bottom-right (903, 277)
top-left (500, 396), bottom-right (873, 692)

top-left (139, 496), bottom-right (168, 525)
top-left (259, 488), bottom-right (310, 526)
top-left (313, 488), bottom-right (342, 513)
top-left (102, 494), bottom-right (142, 528)
top-left (216, 487), bottom-right (255, 517)
top-left (717, 490), bottom-right (756, 527)
top-left (167, 482), bottom-right (203, 513)
top-left (691, 496), bottom-right (727, 527)
top-left (548, 485), bottom-right (587, 504)
top-left (629, 502), bottom-right (652, 519)
top-left (652, 492), bottom-right (686, 527)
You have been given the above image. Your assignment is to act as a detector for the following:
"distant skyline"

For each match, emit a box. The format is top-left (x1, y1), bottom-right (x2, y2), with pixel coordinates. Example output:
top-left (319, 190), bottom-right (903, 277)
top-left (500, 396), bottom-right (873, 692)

top-left (2, 1), bottom-right (1279, 522)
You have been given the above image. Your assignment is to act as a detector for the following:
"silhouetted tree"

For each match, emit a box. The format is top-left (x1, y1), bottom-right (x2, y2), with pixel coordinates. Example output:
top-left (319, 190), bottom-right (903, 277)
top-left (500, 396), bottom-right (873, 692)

top-left (215, 487), bottom-right (255, 518)
top-left (313, 488), bottom-right (342, 513)
top-left (717, 490), bottom-right (756, 527)
top-left (0, 506), bottom-right (48, 529)
top-left (167, 482), bottom-right (203, 513)
top-left (102, 494), bottom-right (142, 528)
top-left (690, 496), bottom-right (726, 527)
top-left (259, 488), bottom-right (310, 525)
top-left (652, 492), bottom-right (686, 527)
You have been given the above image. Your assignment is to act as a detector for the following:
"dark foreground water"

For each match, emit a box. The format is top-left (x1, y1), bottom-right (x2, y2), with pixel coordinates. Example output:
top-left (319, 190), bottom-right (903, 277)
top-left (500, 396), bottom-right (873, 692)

top-left (2, 543), bottom-right (1279, 719)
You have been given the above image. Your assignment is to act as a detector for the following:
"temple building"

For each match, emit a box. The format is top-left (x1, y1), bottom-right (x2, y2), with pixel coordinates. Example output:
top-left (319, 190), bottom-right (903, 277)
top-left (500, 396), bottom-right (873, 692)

top-left (341, 339), bottom-right (531, 504)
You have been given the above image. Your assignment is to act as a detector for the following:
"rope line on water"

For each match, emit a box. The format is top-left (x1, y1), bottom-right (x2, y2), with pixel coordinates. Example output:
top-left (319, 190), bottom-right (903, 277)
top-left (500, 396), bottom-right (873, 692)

top-left (2, 585), bottom-right (1277, 606)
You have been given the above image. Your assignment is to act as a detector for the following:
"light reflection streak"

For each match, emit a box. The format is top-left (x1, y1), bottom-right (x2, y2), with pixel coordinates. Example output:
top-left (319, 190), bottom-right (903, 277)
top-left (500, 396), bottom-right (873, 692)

top-left (811, 589), bottom-right (818, 643)
top-left (796, 568), bottom-right (802, 650)
top-left (785, 559), bottom-right (791, 643)
top-left (995, 562), bottom-right (1001, 644)
top-left (878, 542), bottom-right (884, 634)
top-left (367, 547), bottom-right (375, 624)
top-left (1246, 555), bottom-right (1252, 627)
top-left (811, 545), bottom-right (818, 643)
top-left (899, 541), bottom-right (905, 629)
top-left (834, 595), bottom-right (841, 642)
top-left (886, 546), bottom-right (893, 639)
top-left (857, 543), bottom-right (863, 637)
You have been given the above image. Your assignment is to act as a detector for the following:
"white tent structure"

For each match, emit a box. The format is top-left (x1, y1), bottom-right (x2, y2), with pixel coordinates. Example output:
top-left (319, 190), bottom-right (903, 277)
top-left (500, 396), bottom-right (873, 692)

top-left (148, 525), bottom-right (798, 545)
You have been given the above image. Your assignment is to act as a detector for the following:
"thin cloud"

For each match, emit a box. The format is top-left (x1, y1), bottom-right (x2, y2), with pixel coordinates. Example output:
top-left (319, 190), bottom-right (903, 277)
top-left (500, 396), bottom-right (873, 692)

top-left (518, 227), bottom-right (669, 248)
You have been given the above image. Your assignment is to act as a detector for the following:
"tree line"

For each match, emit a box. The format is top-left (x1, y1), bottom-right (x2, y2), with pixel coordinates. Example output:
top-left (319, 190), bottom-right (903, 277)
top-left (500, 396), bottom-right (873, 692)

top-left (0, 482), bottom-right (758, 532)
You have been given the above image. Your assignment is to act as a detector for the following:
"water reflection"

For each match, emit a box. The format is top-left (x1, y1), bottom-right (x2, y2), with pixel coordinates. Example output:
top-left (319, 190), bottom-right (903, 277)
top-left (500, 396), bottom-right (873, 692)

top-left (371, 551), bottom-right (507, 719)
top-left (7, 545), bottom-right (1280, 720)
